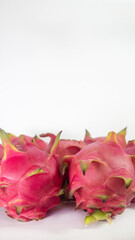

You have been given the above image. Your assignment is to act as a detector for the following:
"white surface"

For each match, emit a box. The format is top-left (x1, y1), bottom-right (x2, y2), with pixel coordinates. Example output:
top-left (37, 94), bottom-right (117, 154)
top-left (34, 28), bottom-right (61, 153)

top-left (0, 203), bottom-right (135, 240)
top-left (0, 0), bottom-right (135, 239)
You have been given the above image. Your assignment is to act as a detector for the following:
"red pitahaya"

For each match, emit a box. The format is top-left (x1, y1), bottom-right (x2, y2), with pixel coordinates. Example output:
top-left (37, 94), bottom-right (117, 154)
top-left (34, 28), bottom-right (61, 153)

top-left (40, 128), bottom-right (126, 174)
top-left (66, 131), bottom-right (135, 225)
top-left (40, 132), bottom-right (85, 174)
top-left (0, 144), bottom-right (4, 162)
top-left (84, 128), bottom-right (127, 149)
top-left (125, 140), bottom-right (135, 203)
top-left (40, 133), bottom-right (85, 200)
top-left (125, 140), bottom-right (135, 156)
top-left (0, 129), bottom-right (62, 221)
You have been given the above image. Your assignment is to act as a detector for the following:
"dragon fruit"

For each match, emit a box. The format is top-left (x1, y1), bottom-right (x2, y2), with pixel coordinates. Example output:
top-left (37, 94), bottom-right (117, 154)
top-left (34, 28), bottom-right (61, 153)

top-left (125, 140), bottom-right (135, 156)
top-left (40, 128), bottom-right (126, 173)
top-left (40, 132), bottom-right (85, 174)
top-left (0, 144), bottom-right (3, 162)
top-left (66, 131), bottom-right (135, 225)
top-left (0, 129), bottom-right (62, 221)
top-left (84, 128), bottom-right (127, 149)
top-left (40, 132), bottom-right (86, 200)
top-left (125, 140), bottom-right (135, 203)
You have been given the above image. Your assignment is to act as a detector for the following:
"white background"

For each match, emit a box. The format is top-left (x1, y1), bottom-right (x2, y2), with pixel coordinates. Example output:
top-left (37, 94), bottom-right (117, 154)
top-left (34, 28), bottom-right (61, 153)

top-left (0, 0), bottom-right (135, 239)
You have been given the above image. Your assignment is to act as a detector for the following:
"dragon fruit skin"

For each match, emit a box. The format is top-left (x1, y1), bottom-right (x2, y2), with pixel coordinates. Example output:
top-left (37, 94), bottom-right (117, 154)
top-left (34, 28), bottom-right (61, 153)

top-left (125, 140), bottom-right (135, 203)
top-left (68, 131), bottom-right (135, 224)
top-left (125, 140), bottom-right (135, 156)
top-left (0, 144), bottom-right (3, 161)
top-left (40, 128), bottom-right (126, 173)
top-left (40, 132), bottom-right (85, 171)
top-left (0, 129), bottom-right (62, 221)
top-left (84, 128), bottom-right (127, 149)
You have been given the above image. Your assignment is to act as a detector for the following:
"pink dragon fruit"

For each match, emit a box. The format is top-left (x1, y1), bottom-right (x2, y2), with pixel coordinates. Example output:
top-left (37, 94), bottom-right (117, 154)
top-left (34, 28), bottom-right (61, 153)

top-left (84, 128), bottom-right (127, 149)
top-left (40, 133), bottom-right (86, 200)
top-left (40, 132), bottom-right (85, 174)
top-left (0, 144), bottom-right (3, 162)
top-left (125, 140), bottom-right (135, 203)
top-left (40, 128), bottom-right (126, 174)
top-left (125, 140), bottom-right (135, 156)
top-left (0, 129), bottom-right (62, 221)
top-left (65, 131), bottom-right (135, 225)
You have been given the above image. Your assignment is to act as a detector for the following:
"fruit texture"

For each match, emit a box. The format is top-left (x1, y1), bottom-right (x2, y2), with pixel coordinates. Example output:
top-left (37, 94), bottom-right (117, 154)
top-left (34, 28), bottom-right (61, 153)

top-left (0, 144), bottom-right (3, 161)
top-left (84, 128), bottom-right (127, 149)
top-left (40, 132), bottom-right (85, 174)
top-left (125, 140), bottom-right (135, 156)
top-left (125, 139), bottom-right (135, 203)
top-left (67, 131), bottom-right (135, 225)
top-left (0, 129), bottom-right (62, 221)
top-left (40, 132), bottom-right (86, 201)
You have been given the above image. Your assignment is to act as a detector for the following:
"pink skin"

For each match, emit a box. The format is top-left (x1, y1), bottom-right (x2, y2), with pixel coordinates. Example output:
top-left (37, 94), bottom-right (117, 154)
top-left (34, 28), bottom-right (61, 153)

top-left (40, 134), bottom-right (86, 193)
top-left (84, 131), bottom-right (126, 149)
top-left (6, 196), bottom-right (60, 221)
top-left (39, 132), bottom-right (85, 168)
top-left (56, 139), bottom-right (85, 168)
top-left (39, 130), bottom-right (127, 198)
top-left (125, 140), bottom-right (135, 156)
top-left (125, 140), bottom-right (135, 203)
top-left (0, 130), bottom-right (62, 221)
top-left (68, 132), bottom-right (135, 217)
top-left (40, 129), bottom-right (126, 173)
top-left (0, 145), bottom-right (4, 161)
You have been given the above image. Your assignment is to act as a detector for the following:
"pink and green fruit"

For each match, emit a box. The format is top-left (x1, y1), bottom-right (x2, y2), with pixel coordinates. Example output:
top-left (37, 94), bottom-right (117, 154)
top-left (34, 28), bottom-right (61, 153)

top-left (0, 129), bottom-right (62, 221)
top-left (67, 131), bottom-right (135, 225)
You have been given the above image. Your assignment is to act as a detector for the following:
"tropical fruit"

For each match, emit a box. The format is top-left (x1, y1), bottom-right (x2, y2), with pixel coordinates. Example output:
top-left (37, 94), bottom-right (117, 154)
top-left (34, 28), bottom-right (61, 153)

top-left (84, 128), bottom-right (127, 149)
top-left (0, 129), bottom-right (62, 221)
top-left (67, 131), bottom-right (135, 225)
